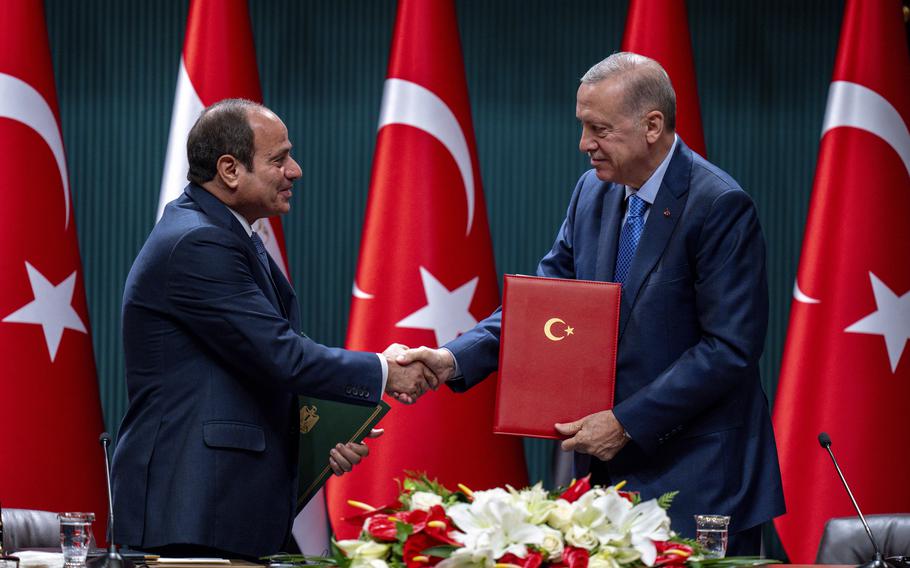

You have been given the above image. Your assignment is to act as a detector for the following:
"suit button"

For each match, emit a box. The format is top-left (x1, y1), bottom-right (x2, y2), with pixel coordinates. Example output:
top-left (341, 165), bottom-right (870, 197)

top-left (364, 391), bottom-right (370, 398)
top-left (345, 386), bottom-right (352, 394)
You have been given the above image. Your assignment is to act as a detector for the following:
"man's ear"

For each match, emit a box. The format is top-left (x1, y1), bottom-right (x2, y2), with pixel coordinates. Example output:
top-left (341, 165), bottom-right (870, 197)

top-left (216, 154), bottom-right (243, 189)
top-left (643, 110), bottom-right (665, 144)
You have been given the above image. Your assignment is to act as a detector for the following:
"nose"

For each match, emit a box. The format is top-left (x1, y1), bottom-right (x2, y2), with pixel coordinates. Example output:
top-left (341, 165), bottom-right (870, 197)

top-left (579, 128), bottom-right (596, 154)
top-left (285, 156), bottom-right (302, 180)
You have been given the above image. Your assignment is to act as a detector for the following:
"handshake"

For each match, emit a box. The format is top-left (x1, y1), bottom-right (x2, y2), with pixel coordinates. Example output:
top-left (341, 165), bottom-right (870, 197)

top-left (382, 343), bottom-right (458, 404)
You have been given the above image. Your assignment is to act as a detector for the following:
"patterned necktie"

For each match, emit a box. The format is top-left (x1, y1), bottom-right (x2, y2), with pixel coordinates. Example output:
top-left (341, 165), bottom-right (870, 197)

top-left (613, 194), bottom-right (648, 285)
top-left (250, 231), bottom-right (270, 269)
top-left (251, 231), bottom-right (286, 316)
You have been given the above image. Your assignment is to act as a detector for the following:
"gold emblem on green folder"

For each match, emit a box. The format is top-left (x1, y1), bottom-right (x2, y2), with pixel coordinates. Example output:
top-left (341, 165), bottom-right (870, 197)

top-left (300, 404), bottom-right (320, 433)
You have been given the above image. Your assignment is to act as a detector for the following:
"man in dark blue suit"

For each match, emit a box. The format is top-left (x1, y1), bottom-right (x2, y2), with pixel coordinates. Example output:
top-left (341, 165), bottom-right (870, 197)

top-left (111, 100), bottom-right (435, 558)
top-left (398, 53), bottom-right (784, 554)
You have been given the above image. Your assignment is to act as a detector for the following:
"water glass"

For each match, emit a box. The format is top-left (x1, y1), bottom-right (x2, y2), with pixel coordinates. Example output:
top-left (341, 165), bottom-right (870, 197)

top-left (58, 513), bottom-right (94, 566)
top-left (694, 514), bottom-right (729, 558)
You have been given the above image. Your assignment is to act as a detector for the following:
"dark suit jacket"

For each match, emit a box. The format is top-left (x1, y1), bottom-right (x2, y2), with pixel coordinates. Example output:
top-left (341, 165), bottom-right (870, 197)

top-left (111, 184), bottom-right (382, 557)
top-left (446, 140), bottom-right (785, 537)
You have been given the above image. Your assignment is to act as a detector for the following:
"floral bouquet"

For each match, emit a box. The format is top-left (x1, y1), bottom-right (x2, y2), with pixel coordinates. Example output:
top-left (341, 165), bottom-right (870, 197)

top-left (271, 474), bottom-right (774, 568)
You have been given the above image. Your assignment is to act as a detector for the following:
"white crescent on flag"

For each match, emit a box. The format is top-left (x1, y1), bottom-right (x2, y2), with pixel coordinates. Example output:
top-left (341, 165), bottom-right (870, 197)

top-left (0, 73), bottom-right (70, 229)
top-left (378, 78), bottom-right (476, 236)
top-left (793, 80), bottom-right (910, 305)
top-left (822, 80), bottom-right (910, 177)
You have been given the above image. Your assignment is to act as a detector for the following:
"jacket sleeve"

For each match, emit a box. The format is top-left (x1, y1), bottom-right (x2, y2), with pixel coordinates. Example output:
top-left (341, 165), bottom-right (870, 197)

top-left (164, 225), bottom-right (382, 405)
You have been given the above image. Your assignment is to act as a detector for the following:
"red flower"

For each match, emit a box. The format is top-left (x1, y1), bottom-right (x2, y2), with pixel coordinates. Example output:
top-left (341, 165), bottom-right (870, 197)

top-left (617, 490), bottom-right (639, 504)
top-left (365, 515), bottom-right (399, 542)
top-left (402, 532), bottom-right (456, 568)
top-left (342, 498), bottom-right (403, 526)
top-left (653, 541), bottom-right (693, 567)
top-left (498, 550), bottom-right (544, 568)
top-left (550, 547), bottom-right (589, 568)
top-left (559, 476), bottom-right (592, 503)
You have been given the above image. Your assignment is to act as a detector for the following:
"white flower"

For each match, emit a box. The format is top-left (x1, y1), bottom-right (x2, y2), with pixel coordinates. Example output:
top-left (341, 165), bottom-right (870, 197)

top-left (410, 491), bottom-right (444, 511)
top-left (546, 499), bottom-right (574, 531)
top-left (436, 547), bottom-right (495, 568)
top-left (597, 492), bottom-right (671, 566)
top-left (447, 489), bottom-right (543, 558)
top-left (564, 525), bottom-right (600, 551)
top-left (514, 483), bottom-right (558, 524)
top-left (335, 540), bottom-right (391, 568)
top-left (538, 526), bottom-right (565, 561)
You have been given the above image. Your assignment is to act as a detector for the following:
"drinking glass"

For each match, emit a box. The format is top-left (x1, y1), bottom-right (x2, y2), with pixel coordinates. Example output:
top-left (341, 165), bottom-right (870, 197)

top-left (694, 514), bottom-right (730, 558)
top-left (58, 513), bottom-right (95, 566)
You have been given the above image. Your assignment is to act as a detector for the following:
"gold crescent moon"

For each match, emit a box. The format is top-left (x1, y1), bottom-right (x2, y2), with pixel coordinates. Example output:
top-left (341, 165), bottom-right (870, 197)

top-left (544, 318), bottom-right (567, 341)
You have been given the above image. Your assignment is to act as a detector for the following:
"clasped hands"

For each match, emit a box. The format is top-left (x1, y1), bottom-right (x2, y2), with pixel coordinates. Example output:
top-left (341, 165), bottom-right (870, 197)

top-left (382, 344), bottom-right (458, 404)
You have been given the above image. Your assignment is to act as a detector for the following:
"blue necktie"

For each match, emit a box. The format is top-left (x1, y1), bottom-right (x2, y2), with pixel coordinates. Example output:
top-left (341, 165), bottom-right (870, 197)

top-left (613, 194), bottom-right (648, 285)
top-left (250, 231), bottom-right (270, 270)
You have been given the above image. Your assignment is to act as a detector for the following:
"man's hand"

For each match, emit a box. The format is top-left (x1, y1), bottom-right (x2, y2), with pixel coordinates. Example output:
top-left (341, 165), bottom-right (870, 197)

top-left (329, 429), bottom-right (384, 476)
top-left (383, 343), bottom-right (438, 404)
top-left (394, 346), bottom-right (458, 384)
top-left (555, 410), bottom-right (629, 462)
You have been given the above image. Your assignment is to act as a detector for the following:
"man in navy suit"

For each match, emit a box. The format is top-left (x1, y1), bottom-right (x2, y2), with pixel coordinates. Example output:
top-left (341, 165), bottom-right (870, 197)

top-left (398, 53), bottom-right (784, 554)
top-left (111, 100), bottom-right (435, 558)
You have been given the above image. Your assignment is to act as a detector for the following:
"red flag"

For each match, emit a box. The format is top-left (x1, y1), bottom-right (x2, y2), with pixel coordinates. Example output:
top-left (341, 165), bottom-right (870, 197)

top-left (0, 0), bottom-right (107, 539)
top-left (158, 0), bottom-right (290, 277)
top-left (621, 0), bottom-right (706, 157)
top-left (326, 0), bottom-right (527, 537)
top-left (773, 0), bottom-right (910, 562)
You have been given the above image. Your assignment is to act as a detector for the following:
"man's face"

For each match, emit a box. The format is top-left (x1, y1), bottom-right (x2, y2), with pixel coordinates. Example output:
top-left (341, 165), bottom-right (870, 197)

top-left (234, 109), bottom-right (302, 221)
top-left (576, 78), bottom-right (650, 186)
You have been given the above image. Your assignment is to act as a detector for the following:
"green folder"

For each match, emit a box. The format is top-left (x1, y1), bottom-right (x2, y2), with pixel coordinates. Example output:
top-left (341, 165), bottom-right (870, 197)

top-left (296, 396), bottom-right (391, 511)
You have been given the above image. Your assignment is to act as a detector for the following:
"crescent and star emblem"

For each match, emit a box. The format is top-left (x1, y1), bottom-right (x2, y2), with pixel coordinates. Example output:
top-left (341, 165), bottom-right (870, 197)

top-left (544, 317), bottom-right (574, 342)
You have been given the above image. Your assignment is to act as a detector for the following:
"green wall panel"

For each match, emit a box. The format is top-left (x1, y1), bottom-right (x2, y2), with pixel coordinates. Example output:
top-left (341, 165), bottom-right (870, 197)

top-left (44, 2), bottom-right (845, 525)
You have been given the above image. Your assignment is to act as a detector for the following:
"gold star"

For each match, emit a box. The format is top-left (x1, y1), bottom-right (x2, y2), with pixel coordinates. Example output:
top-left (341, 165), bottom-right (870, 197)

top-left (565, 326), bottom-right (574, 336)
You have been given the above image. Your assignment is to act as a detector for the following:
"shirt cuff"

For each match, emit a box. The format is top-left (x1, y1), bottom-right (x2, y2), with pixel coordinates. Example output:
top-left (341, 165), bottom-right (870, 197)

top-left (440, 347), bottom-right (463, 379)
top-left (376, 353), bottom-right (388, 394)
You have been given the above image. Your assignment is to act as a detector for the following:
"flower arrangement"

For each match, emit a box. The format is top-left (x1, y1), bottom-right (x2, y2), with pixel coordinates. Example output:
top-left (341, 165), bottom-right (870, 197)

top-left (271, 474), bottom-right (772, 568)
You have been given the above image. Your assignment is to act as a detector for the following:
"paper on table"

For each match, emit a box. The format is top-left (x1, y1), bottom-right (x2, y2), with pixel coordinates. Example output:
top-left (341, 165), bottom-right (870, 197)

top-left (12, 551), bottom-right (63, 568)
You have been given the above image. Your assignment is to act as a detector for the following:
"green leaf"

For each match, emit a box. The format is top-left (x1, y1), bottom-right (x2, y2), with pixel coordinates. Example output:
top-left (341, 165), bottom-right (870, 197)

top-left (657, 490), bottom-right (679, 509)
top-left (421, 545), bottom-right (457, 559)
top-left (396, 520), bottom-right (414, 542)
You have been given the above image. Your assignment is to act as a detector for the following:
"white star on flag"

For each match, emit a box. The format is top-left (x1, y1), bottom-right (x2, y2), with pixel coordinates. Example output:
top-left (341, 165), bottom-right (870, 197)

top-left (844, 272), bottom-right (910, 373)
top-left (2, 261), bottom-right (87, 362)
top-left (396, 266), bottom-right (479, 346)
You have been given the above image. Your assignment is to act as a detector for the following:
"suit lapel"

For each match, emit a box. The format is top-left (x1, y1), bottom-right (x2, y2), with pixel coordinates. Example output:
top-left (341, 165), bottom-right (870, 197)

top-left (594, 183), bottom-right (626, 282)
top-left (185, 184), bottom-right (291, 321)
top-left (617, 141), bottom-right (693, 339)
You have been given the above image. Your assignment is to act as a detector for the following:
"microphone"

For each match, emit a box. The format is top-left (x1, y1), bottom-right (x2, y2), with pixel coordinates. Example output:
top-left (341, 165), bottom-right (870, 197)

top-left (818, 432), bottom-right (894, 568)
top-left (87, 433), bottom-right (133, 568)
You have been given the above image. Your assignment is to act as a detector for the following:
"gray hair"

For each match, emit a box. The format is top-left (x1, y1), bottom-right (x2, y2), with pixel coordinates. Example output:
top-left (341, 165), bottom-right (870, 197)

top-left (186, 98), bottom-right (266, 185)
top-left (581, 52), bottom-right (677, 132)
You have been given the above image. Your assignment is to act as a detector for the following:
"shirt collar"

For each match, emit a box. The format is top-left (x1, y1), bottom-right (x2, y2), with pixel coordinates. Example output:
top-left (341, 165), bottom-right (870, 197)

top-left (226, 206), bottom-right (254, 237)
top-left (624, 134), bottom-right (679, 205)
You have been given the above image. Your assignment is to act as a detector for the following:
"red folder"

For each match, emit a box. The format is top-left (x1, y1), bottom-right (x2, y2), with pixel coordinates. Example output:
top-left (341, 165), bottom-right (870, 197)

top-left (494, 275), bottom-right (620, 439)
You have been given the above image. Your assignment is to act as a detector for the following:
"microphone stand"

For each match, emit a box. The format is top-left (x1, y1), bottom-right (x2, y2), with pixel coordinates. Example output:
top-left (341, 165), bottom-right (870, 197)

top-left (818, 432), bottom-right (895, 568)
top-left (87, 433), bottom-right (133, 568)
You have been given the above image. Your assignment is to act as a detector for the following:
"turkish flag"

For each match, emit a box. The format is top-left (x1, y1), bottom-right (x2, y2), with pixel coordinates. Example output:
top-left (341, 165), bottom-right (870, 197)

top-left (773, 0), bottom-right (910, 562)
top-left (0, 0), bottom-right (107, 541)
top-left (158, 0), bottom-right (290, 278)
top-left (621, 0), bottom-right (706, 157)
top-left (326, 0), bottom-right (528, 538)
